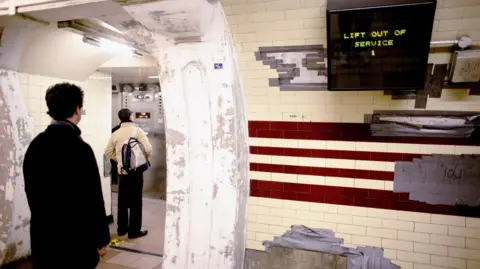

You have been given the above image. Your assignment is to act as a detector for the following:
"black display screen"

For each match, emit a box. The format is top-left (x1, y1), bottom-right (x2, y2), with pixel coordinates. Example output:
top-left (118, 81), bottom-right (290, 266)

top-left (327, 2), bottom-right (436, 91)
top-left (136, 112), bottom-right (151, 119)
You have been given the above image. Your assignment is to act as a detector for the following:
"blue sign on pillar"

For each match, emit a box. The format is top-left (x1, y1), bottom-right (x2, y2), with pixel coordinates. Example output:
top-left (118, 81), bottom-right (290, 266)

top-left (214, 63), bottom-right (223, 69)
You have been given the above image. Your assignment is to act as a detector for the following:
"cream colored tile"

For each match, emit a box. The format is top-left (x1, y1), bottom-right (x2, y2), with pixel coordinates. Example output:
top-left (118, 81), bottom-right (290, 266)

top-left (431, 256), bottom-right (466, 269)
top-left (384, 181), bottom-right (394, 191)
top-left (250, 154), bottom-right (271, 163)
top-left (466, 218), bottom-right (480, 228)
top-left (247, 231), bottom-right (256, 240)
top-left (325, 158), bottom-right (355, 169)
top-left (270, 208), bottom-right (297, 218)
top-left (432, 214), bottom-right (466, 227)
top-left (468, 260), bottom-right (480, 269)
top-left (397, 250), bottom-right (430, 264)
top-left (454, 146), bottom-right (480, 155)
top-left (354, 179), bottom-right (385, 190)
top-left (416, 223), bottom-right (448, 235)
top-left (324, 213), bottom-right (353, 225)
top-left (297, 175), bottom-right (325, 185)
top-left (283, 200), bottom-right (310, 210)
top-left (399, 211), bottom-right (431, 223)
top-left (249, 137), bottom-right (271, 146)
top-left (326, 141), bottom-right (356, 151)
top-left (431, 235), bottom-right (465, 247)
top-left (367, 227), bottom-right (398, 239)
top-left (384, 249), bottom-right (397, 260)
top-left (271, 156), bottom-right (298, 165)
top-left (257, 197), bottom-right (283, 208)
top-left (269, 225), bottom-right (289, 235)
top-left (271, 173), bottom-right (297, 183)
top-left (297, 210), bottom-right (323, 221)
top-left (351, 235), bottom-right (382, 247)
top-left (271, 138), bottom-right (298, 148)
top-left (414, 242), bottom-right (448, 256)
top-left (382, 239), bottom-right (413, 251)
top-left (309, 221), bottom-right (337, 231)
top-left (248, 205), bottom-right (270, 215)
top-left (246, 239), bottom-right (264, 250)
top-left (418, 144), bottom-right (455, 154)
top-left (367, 208), bottom-right (398, 220)
top-left (392, 260), bottom-right (413, 269)
top-left (383, 219), bottom-right (414, 231)
top-left (355, 160), bottom-right (387, 171)
top-left (449, 226), bottom-right (480, 239)
top-left (297, 157), bottom-right (325, 167)
top-left (338, 205), bottom-right (367, 217)
top-left (283, 217), bottom-right (306, 227)
top-left (297, 139), bottom-right (326, 149)
top-left (250, 171), bottom-right (271, 181)
top-left (448, 247), bottom-right (478, 260)
top-left (356, 142), bottom-right (387, 152)
top-left (398, 231), bottom-right (430, 243)
top-left (325, 177), bottom-right (354, 187)
top-left (466, 238), bottom-right (480, 250)
top-left (248, 223), bottom-right (270, 233)
top-left (310, 202), bottom-right (338, 213)
top-left (386, 143), bottom-right (420, 154)
top-left (337, 224), bottom-right (366, 235)
top-left (353, 216), bottom-right (383, 228)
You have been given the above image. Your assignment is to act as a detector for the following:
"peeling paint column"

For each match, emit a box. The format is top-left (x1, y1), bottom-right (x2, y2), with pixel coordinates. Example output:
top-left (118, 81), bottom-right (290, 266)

top-left (0, 70), bottom-right (34, 265)
top-left (118, 1), bottom-right (250, 268)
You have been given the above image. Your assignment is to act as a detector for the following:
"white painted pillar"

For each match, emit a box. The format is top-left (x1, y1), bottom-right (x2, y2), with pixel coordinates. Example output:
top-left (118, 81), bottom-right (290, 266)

top-left (117, 1), bottom-right (250, 268)
top-left (0, 70), bottom-right (35, 265)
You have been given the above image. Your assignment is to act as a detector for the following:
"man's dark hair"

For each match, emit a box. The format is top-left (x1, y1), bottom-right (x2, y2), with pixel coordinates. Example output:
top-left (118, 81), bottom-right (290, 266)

top-left (45, 83), bottom-right (84, 121)
top-left (118, 109), bottom-right (133, 123)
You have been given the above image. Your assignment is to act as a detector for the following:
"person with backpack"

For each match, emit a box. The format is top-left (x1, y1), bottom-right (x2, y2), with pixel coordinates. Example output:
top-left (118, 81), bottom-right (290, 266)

top-left (23, 83), bottom-right (111, 268)
top-left (104, 109), bottom-right (152, 239)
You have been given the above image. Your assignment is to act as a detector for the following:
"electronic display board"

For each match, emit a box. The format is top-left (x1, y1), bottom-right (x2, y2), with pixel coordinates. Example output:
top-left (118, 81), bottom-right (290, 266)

top-left (327, 0), bottom-right (436, 91)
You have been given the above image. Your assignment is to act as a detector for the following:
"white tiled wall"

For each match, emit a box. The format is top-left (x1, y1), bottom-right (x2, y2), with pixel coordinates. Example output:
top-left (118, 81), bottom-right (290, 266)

top-left (223, 0), bottom-right (480, 123)
top-left (247, 197), bottom-right (480, 269)
top-left (223, 0), bottom-right (480, 268)
top-left (19, 72), bottom-right (113, 215)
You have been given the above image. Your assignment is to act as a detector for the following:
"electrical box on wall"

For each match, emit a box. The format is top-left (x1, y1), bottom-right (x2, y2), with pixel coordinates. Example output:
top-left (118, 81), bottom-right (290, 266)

top-left (450, 50), bottom-right (480, 83)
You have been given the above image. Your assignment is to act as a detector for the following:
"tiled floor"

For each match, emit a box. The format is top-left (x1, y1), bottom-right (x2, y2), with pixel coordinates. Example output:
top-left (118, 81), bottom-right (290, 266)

top-left (3, 194), bottom-right (166, 269)
top-left (101, 193), bottom-right (166, 268)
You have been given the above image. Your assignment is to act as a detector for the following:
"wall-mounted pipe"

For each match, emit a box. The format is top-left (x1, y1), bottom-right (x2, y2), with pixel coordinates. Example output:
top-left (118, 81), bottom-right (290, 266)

top-left (430, 36), bottom-right (472, 49)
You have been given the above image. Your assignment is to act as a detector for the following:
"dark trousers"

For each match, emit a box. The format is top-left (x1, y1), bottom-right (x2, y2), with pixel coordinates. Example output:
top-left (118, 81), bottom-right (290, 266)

top-left (118, 172), bottom-right (143, 234)
top-left (111, 160), bottom-right (118, 185)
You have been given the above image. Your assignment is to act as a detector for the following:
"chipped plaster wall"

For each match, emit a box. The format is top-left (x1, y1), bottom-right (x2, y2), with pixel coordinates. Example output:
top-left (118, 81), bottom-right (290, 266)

top-left (0, 70), bottom-right (34, 265)
top-left (110, 0), bottom-right (250, 268)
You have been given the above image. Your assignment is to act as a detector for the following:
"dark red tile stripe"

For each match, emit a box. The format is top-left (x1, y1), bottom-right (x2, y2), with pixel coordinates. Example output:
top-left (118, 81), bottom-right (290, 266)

top-left (250, 163), bottom-right (394, 181)
top-left (250, 180), bottom-right (480, 218)
top-left (250, 146), bottom-right (426, 162)
top-left (248, 121), bottom-right (480, 146)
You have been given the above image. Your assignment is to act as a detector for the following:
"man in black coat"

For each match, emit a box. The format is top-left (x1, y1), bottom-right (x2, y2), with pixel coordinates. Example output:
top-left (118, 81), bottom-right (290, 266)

top-left (23, 83), bottom-right (111, 269)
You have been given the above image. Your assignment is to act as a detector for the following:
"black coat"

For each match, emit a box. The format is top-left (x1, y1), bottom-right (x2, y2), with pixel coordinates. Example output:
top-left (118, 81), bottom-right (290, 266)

top-left (23, 121), bottom-right (111, 268)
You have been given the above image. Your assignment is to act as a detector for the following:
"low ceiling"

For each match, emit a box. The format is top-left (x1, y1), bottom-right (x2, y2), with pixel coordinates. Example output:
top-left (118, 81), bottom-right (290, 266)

top-left (98, 66), bottom-right (159, 84)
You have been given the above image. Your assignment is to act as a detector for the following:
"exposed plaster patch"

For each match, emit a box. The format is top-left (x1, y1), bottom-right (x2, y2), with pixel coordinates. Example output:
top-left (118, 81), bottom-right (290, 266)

top-left (120, 19), bottom-right (156, 45)
top-left (205, 0), bottom-right (219, 4)
top-left (213, 183), bottom-right (218, 199)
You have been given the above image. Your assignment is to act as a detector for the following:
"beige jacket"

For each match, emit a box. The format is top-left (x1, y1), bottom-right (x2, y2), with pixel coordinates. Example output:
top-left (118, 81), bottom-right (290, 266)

top-left (104, 122), bottom-right (153, 174)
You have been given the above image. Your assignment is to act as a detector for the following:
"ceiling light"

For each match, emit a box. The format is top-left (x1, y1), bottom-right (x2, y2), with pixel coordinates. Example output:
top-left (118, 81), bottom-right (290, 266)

top-left (148, 76), bottom-right (159, 79)
top-left (82, 34), bottom-right (136, 55)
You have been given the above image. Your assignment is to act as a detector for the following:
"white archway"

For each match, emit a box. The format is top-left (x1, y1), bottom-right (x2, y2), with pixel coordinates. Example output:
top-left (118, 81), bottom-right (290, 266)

top-left (0, 1), bottom-right (249, 268)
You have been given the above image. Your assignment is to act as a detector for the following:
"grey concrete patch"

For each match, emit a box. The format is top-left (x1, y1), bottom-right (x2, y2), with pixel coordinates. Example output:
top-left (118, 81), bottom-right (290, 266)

top-left (394, 155), bottom-right (480, 206)
top-left (255, 45), bottom-right (328, 91)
